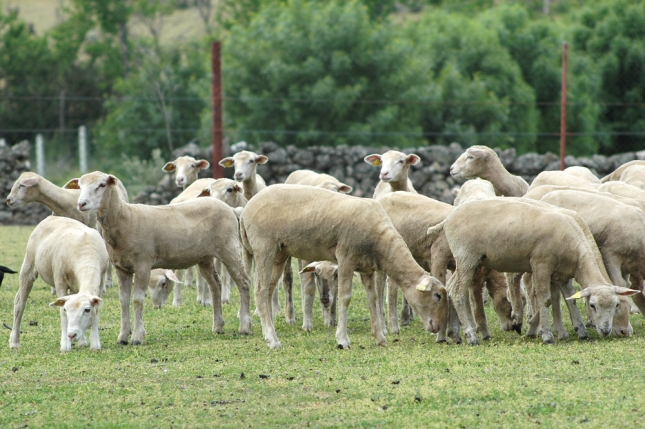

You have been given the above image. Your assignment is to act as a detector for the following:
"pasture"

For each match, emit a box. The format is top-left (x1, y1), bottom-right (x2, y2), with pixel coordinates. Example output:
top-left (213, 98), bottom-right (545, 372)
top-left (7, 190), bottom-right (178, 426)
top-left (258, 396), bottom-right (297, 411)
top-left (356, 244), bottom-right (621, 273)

top-left (1, 225), bottom-right (645, 428)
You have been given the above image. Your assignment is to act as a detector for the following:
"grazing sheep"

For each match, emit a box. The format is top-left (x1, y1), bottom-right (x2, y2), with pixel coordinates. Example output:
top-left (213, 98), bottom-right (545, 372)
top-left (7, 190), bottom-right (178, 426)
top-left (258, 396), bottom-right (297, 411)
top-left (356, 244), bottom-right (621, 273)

top-left (66, 171), bottom-right (252, 345)
top-left (284, 170), bottom-right (352, 329)
top-left (429, 199), bottom-right (636, 345)
top-left (450, 145), bottom-right (528, 196)
top-left (299, 261), bottom-right (339, 328)
top-left (0, 265), bottom-right (17, 288)
top-left (218, 150), bottom-right (268, 200)
top-left (527, 171), bottom-right (598, 192)
top-left (148, 269), bottom-right (183, 309)
top-left (364, 150), bottom-right (419, 199)
top-left (240, 185), bottom-right (447, 349)
top-left (162, 156), bottom-right (210, 188)
top-left (10, 217), bottom-right (108, 351)
top-left (600, 160), bottom-right (645, 183)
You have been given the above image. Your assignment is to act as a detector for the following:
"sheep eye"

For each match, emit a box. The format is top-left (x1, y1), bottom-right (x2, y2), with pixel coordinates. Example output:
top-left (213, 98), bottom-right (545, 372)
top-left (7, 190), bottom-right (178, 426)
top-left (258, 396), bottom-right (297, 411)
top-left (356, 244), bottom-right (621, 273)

top-left (191, 164), bottom-right (196, 168)
top-left (398, 160), bottom-right (404, 164)
top-left (84, 307), bottom-right (91, 313)
top-left (226, 187), bottom-right (233, 193)
top-left (249, 159), bottom-right (255, 163)
top-left (590, 304), bottom-right (596, 311)
top-left (98, 183), bottom-right (106, 188)
top-left (434, 293), bottom-right (442, 302)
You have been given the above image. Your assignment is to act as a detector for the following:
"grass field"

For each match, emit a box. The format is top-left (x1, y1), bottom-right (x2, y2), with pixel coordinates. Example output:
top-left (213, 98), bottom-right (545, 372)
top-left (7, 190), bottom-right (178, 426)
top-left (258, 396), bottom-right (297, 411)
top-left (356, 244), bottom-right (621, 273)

top-left (1, 225), bottom-right (645, 428)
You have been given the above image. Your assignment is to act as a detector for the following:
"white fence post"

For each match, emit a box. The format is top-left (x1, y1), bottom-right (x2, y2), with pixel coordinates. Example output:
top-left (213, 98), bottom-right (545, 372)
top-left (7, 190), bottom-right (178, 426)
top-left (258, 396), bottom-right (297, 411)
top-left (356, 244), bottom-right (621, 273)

top-left (36, 134), bottom-right (45, 177)
top-left (79, 125), bottom-right (88, 173)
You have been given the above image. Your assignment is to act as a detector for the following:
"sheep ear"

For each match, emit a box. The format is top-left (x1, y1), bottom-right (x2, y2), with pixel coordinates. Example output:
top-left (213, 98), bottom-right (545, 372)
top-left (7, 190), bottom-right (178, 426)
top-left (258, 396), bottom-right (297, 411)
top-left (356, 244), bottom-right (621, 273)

top-left (49, 296), bottom-right (70, 307)
top-left (63, 178), bottom-right (80, 190)
top-left (162, 162), bottom-right (176, 172)
top-left (196, 160), bottom-right (210, 170)
top-left (90, 296), bottom-right (103, 309)
top-left (451, 187), bottom-right (460, 197)
top-left (233, 183), bottom-right (243, 193)
top-left (566, 289), bottom-right (591, 300)
top-left (256, 155), bottom-right (269, 165)
top-left (164, 270), bottom-right (183, 284)
top-left (468, 148), bottom-right (487, 159)
top-left (415, 277), bottom-right (432, 292)
top-left (107, 175), bottom-right (117, 186)
top-left (20, 177), bottom-right (39, 187)
top-left (406, 154), bottom-right (421, 165)
top-left (613, 286), bottom-right (641, 297)
top-left (300, 262), bottom-right (319, 274)
top-left (338, 184), bottom-right (352, 194)
top-left (219, 158), bottom-right (235, 168)
top-left (364, 154), bottom-right (382, 167)
top-left (197, 188), bottom-right (211, 198)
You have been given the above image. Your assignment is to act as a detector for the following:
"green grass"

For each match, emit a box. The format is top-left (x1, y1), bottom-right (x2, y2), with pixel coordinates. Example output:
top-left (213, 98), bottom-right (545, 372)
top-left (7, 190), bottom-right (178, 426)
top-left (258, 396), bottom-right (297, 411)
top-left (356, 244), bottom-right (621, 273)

top-left (2, 225), bottom-right (645, 428)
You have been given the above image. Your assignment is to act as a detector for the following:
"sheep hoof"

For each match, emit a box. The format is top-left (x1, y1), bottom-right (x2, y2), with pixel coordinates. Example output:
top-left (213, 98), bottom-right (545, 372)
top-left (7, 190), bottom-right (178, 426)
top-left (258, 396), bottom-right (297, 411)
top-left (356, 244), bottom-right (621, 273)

top-left (512, 323), bottom-right (522, 335)
top-left (435, 338), bottom-right (446, 344)
top-left (482, 334), bottom-right (491, 341)
top-left (337, 343), bottom-right (350, 350)
top-left (117, 340), bottom-right (129, 345)
top-left (542, 338), bottom-right (555, 345)
top-left (131, 340), bottom-right (142, 346)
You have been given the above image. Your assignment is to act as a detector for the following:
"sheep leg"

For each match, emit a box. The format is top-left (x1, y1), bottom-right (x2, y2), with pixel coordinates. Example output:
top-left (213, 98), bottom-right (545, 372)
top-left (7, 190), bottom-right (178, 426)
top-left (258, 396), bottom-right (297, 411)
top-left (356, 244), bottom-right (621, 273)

top-left (220, 255), bottom-right (251, 335)
top-left (505, 272), bottom-right (524, 334)
top-left (89, 312), bottom-right (101, 351)
top-left (172, 269), bottom-right (183, 307)
top-left (533, 269), bottom-right (554, 344)
top-left (335, 262), bottom-right (355, 349)
top-left (549, 282), bottom-right (568, 340)
top-left (525, 274), bottom-right (540, 338)
top-left (299, 259), bottom-right (316, 331)
top-left (261, 256), bottom-right (287, 348)
top-left (401, 296), bottom-right (413, 325)
top-left (486, 270), bottom-right (514, 332)
top-left (471, 268), bottom-right (490, 340)
top-left (198, 260), bottom-right (224, 334)
top-left (449, 266), bottom-right (479, 345)
top-left (10, 265), bottom-right (37, 349)
top-left (217, 259), bottom-right (230, 304)
top-left (381, 271), bottom-right (400, 334)
top-left (185, 265), bottom-right (195, 288)
top-left (131, 268), bottom-right (150, 345)
top-left (59, 307), bottom-right (72, 352)
top-left (271, 278), bottom-right (282, 318)
top-left (361, 272), bottom-right (387, 346)
top-left (197, 270), bottom-right (212, 306)
top-left (282, 256), bottom-right (295, 324)
top-left (559, 279), bottom-right (588, 339)
top-left (116, 269), bottom-right (134, 345)
top-left (443, 295), bottom-right (462, 344)
top-left (105, 261), bottom-right (114, 290)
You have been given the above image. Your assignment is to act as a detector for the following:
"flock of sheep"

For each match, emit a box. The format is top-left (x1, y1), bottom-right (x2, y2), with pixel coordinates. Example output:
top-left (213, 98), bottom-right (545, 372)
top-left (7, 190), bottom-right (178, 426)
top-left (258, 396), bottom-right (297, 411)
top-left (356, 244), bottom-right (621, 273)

top-left (4, 144), bottom-right (645, 351)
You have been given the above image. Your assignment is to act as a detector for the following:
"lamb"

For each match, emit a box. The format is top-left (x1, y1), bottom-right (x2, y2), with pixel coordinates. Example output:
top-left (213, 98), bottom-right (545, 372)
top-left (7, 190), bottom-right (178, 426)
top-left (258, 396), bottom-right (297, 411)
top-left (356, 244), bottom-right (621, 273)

top-left (10, 216), bottom-right (108, 351)
top-left (428, 198), bottom-right (637, 345)
top-left (450, 145), bottom-right (529, 196)
top-left (364, 150), bottom-right (419, 198)
top-left (600, 160), bottom-right (645, 182)
top-left (7, 172), bottom-right (128, 290)
top-left (299, 261), bottom-right (339, 328)
top-left (239, 184), bottom-right (448, 349)
top-left (0, 265), bottom-right (17, 288)
top-left (148, 269), bottom-right (183, 309)
top-left (66, 171), bottom-right (252, 345)
top-left (162, 156), bottom-right (210, 188)
top-left (218, 150), bottom-right (268, 200)
top-left (283, 170), bottom-right (352, 329)
top-left (377, 190), bottom-right (514, 340)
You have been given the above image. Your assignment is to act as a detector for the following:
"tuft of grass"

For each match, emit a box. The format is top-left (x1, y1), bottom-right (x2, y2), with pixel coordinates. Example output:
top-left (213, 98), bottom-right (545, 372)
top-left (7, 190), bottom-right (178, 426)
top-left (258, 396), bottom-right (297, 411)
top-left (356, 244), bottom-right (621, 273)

top-left (1, 225), bottom-right (645, 428)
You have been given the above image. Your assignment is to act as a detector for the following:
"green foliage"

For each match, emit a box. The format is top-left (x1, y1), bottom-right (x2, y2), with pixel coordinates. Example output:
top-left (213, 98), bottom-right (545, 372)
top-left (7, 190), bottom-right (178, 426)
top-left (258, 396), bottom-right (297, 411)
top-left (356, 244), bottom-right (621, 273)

top-left (111, 148), bottom-right (167, 197)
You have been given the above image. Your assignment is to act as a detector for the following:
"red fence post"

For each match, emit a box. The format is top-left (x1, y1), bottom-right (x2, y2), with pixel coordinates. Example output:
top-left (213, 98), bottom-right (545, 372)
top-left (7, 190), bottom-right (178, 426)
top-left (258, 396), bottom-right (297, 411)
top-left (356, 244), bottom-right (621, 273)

top-left (560, 42), bottom-right (568, 171)
top-left (211, 41), bottom-right (224, 179)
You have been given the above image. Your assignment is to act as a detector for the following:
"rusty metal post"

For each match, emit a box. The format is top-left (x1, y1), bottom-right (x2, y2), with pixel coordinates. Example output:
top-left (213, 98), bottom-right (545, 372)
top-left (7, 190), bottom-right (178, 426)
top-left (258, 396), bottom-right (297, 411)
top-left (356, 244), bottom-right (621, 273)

top-left (560, 42), bottom-right (568, 171)
top-left (211, 41), bottom-right (224, 179)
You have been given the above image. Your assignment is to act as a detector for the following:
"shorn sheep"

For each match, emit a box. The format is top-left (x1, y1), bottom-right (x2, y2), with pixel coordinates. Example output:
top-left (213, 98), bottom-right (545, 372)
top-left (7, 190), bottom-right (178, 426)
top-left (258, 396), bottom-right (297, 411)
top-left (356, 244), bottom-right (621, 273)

top-left (10, 217), bottom-right (108, 351)
top-left (428, 198), bottom-right (637, 345)
top-left (218, 150), bottom-right (268, 200)
top-left (162, 156), bottom-right (210, 188)
top-left (65, 171), bottom-right (252, 345)
top-left (240, 184), bottom-right (447, 349)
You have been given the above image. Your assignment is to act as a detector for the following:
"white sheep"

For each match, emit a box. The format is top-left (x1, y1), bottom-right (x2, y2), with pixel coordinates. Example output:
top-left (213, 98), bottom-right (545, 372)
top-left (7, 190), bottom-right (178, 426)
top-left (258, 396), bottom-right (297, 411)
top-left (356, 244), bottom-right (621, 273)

top-left (162, 156), bottom-right (210, 188)
top-left (10, 216), bottom-right (108, 351)
top-left (527, 171), bottom-right (599, 192)
top-left (600, 160), bottom-right (645, 182)
top-left (284, 170), bottom-right (352, 329)
top-left (364, 150), bottom-right (419, 198)
top-left (428, 198), bottom-right (637, 345)
top-left (450, 145), bottom-right (528, 196)
top-left (148, 269), bottom-right (183, 309)
top-left (615, 164), bottom-right (645, 189)
top-left (239, 184), bottom-right (447, 349)
top-left (218, 150), bottom-right (268, 200)
top-left (66, 171), bottom-right (252, 345)
top-left (563, 166), bottom-right (601, 186)
top-left (299, 261), bottom-right (339, 328)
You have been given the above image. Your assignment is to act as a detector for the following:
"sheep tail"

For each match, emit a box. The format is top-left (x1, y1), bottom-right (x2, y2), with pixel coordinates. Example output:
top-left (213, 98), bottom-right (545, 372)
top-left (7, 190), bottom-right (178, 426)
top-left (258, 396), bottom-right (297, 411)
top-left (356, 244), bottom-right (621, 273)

top-left (426, 220), bottom-right (446, 243)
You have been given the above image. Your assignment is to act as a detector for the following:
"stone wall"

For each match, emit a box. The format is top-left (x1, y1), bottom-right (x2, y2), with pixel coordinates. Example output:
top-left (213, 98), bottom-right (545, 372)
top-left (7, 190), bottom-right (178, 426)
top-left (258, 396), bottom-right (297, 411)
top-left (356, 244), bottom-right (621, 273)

top-left (3, 140), bottom-right (645, 225)
top-left (0, 141), bottom-right (50, 225)
top-left (133, 141), bottom-right (645, 205)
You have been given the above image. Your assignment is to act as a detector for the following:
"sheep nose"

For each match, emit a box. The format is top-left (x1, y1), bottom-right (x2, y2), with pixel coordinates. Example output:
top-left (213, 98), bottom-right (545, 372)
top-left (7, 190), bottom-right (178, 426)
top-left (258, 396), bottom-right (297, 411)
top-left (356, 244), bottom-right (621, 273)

top-left (68, 333), bottom-right (77, 340)
top-left (234, 172), bottom-right (243, 181)
top-left (176, 177), bottom-right (185, 186)
top-left (78, 201), bottom-right (88, 211)
top-left (6, 196), bottom-right (12, 205)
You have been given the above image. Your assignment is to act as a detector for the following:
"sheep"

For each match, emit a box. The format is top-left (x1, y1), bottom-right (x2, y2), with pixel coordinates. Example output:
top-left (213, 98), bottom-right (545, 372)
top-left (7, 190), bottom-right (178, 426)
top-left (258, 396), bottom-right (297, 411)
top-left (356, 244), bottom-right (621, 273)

top-left (66, 171), bottom-right (252, 345)
top-left (148, 269), bottom-right (183, 309)
top-left (377, 190), bottom-right (515, 341)
top-left (239, 184), bottom-right (448, 349)
top-left (162, 156), bottom-right (210, 188)
top-left (600, 160), bottom-right (645, 183)
top-left (615, 164), bottom-right (645, 189)
top-left (527, 171), bottom-right (600, 192)
top-left (563, 166), bottom-right (602, 186)
top-left (218, 150), bottom-right (268, 200)
top-left (283, 170), bottom-right (352, 329)
top-left (428, 198), bottom-right (637, 345)
top-left (536, 190), bottom-right (645, 323)
top-left (450, 145), bottom-right (528, 196)
top-left (299, 261), bottom-right (339, 328)
top-left (364, 150), bottom-right (419, 198)
top-left (10, 216), bottom-right (108, 351)
top-left (8, 172), bottom-right (128, 291)
top-left (598, 180), bottom-right (645, 203)
top-left (0, 265), bottom-right (17, 288)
